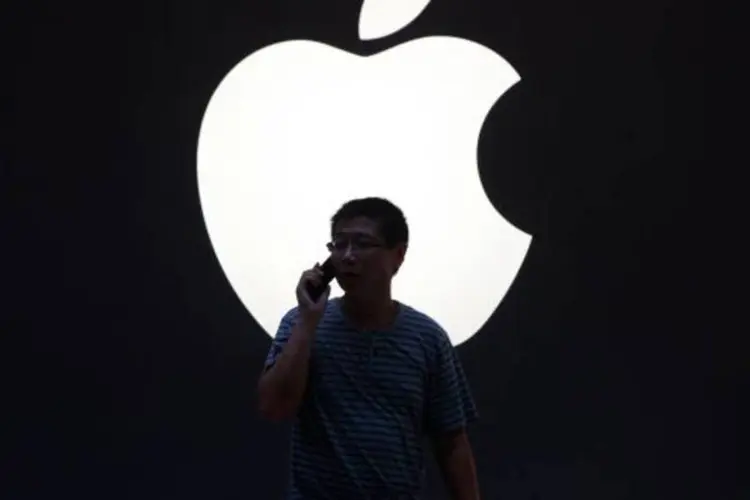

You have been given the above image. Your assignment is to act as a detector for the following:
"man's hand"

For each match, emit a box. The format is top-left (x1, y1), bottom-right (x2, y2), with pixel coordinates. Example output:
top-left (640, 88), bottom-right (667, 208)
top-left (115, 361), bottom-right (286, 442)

top-left (296, 263), bottom-right (331, 323)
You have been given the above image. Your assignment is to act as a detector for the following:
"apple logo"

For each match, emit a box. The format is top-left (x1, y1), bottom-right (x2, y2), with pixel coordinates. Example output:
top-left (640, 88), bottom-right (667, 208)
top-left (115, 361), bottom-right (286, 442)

top-left (196, 0), bottom-right (532, 346)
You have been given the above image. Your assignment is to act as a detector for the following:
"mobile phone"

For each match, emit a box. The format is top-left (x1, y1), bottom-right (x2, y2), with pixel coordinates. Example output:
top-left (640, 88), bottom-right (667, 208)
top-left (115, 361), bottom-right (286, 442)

top-left (306, 257), bottom-right (336, 302)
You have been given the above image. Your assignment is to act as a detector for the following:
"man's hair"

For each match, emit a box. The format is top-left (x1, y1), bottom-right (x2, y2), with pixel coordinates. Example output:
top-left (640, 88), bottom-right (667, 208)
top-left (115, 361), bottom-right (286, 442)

top-left (330, 197), bottom-right (409, 249)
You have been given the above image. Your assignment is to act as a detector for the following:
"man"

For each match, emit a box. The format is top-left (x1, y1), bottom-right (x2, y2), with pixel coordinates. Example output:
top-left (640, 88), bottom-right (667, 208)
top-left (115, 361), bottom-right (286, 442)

top-left (257, 197), bottom-right (480, 499)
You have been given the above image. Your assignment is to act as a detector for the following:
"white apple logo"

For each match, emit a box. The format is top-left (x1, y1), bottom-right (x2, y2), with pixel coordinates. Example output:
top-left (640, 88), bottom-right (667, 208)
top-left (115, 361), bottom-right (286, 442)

top-left (197, 0), bottom-right (532, 346)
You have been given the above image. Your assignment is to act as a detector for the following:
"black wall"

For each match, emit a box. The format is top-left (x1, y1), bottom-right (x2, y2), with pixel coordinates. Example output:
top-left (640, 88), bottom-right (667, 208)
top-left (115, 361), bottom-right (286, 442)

top-left (6, 0), bottom-right (717, 498)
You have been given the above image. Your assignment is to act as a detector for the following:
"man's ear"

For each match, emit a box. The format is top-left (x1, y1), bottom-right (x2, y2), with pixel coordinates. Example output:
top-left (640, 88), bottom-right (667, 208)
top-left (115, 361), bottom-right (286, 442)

top-left (397, 242), bottom-right (407, 260)
top-left (392, 243), bottom-right (407, 275)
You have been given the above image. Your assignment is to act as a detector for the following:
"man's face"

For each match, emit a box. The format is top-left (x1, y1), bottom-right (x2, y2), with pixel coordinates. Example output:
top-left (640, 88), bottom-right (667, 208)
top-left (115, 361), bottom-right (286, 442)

top-left (329, 217), bottom-right (405, 297)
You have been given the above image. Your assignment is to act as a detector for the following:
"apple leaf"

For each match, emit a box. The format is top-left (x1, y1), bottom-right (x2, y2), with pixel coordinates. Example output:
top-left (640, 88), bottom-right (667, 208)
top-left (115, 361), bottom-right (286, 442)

top-left (358, 0), bottom-right (431, 41)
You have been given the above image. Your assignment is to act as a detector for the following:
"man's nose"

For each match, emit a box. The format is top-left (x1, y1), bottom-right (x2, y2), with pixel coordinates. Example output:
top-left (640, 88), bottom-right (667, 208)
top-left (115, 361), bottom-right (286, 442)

top-left (342, 245), bottom-right (357, 262)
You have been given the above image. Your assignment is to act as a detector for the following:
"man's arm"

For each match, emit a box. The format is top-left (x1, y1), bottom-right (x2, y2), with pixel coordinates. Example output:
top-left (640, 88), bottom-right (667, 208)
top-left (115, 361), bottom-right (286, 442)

top-left (433, 428), bottom-right (480, 500)
top-left (424, 323), bottom-right (481, 500)
top-left (257, 264), bottom-right (329, 421)
top-left (257, 315), bottom-right (317, 421)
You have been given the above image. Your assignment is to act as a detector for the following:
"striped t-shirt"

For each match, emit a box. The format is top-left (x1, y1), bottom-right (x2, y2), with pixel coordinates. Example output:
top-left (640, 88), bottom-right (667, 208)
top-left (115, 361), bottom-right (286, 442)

top-left (263, 297), bottom-right (478, 499)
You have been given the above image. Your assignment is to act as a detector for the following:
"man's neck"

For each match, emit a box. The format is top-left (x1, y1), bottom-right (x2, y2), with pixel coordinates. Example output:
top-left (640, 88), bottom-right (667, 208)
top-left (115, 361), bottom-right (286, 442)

top-left (342, 293), bottom-right (397, 331)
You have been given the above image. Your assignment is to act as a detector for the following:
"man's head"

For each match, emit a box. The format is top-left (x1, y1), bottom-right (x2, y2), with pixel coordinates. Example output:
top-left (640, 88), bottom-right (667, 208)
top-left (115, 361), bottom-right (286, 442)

top-left (328, 197), bottom-right (408, 299)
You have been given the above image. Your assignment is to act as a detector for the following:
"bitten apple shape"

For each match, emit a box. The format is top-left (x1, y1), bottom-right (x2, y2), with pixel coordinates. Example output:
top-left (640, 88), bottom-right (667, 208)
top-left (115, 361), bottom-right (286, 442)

top-left (197, 34), bottom-right (530, 346)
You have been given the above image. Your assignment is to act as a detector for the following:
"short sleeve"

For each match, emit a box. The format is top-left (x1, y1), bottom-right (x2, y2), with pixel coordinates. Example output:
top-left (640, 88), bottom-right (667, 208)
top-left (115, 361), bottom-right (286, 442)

top-left (425, 328), bottom-right (479, 436)
top-left (263, 309), bottom-right (297, 372)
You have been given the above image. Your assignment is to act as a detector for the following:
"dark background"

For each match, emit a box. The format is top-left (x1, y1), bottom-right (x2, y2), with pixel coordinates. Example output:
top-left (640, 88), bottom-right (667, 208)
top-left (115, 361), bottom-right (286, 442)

top-left (6, 0), bottom-right (717, 498)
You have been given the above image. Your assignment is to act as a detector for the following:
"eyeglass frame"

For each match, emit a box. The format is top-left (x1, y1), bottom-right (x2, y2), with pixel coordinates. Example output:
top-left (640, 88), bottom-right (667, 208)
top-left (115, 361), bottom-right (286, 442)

top-left (325, 236), bottom-right (386, 254)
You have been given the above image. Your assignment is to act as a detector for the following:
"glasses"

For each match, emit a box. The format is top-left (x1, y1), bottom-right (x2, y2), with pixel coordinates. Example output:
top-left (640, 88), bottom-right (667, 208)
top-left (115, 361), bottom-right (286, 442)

top-left (326, 237), bottom-right (384, 254)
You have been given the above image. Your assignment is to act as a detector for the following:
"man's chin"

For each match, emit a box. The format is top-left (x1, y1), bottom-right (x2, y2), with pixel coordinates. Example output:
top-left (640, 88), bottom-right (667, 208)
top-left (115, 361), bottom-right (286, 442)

top-left (336, 274), bottom-right (360, 290)
top-left (338, 281), bottom-right (374, 302)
